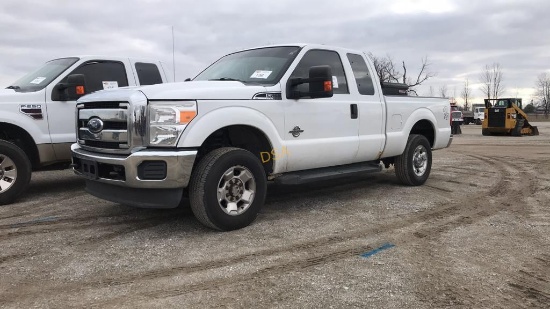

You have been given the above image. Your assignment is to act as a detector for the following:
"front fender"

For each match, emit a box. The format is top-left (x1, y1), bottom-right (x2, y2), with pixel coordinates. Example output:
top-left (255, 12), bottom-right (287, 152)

top-left (0, 112), bottom-right (50, 145)
top-left (178, 106), bottom-right (285, 173)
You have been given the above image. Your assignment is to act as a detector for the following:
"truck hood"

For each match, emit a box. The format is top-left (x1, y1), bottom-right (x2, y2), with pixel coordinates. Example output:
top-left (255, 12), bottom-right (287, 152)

top-left (0, 88), bottom-right (45, 103)
top-left (77, 81), bottom-right (274, 104)
top-left (138, 81), bottom-right (270, 100)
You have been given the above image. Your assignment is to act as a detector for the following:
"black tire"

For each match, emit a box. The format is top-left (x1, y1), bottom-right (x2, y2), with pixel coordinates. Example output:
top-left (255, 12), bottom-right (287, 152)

top-left (512, 119), bottom-right (524, 137)
top-left (475, 119), bottom-right (482, 125)
top-left (394, 134), bottom-right (432, 186)
top-left (189, 147), bottom-right (267, 231)
top-left (0, 140), bottom-right (32, 205)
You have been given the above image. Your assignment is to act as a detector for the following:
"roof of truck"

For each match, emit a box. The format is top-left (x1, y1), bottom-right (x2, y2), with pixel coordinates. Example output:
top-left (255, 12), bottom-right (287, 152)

top-left (236, 43), bottom-right (364, 54)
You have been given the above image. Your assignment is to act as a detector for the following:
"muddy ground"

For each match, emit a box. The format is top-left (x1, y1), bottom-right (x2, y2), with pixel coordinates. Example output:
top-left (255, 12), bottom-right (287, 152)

top-left (1, 123), bottom-right (549, 308)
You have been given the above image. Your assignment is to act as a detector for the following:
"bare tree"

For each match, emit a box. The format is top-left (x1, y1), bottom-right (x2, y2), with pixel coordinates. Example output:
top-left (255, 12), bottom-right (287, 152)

top-left (479, 63), bottom-right (505, 100)
top-left (428, 86), bottom-right (435, 97)
top-left (461, 78), bottom-right (471, 111)
top-left (535, 73), bottom-right (550, 116)
top-left (367, 53), bottom-right (399, 83)
top-left (439, 85), bottom-right (448, 98)
top-left (368, 53), bottom-right (435, 95)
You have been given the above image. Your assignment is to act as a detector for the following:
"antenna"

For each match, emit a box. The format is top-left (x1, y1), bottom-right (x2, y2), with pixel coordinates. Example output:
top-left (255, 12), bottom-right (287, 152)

top-left (172, 26), bottom-right (176, 82)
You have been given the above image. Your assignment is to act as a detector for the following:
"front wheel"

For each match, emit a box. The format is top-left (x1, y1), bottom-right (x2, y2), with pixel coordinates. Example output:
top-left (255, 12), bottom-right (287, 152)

top-left (0, 140), bottom-right (32, 205)
top-left (394, 134), bottom-right (432, 186)
top-left (189, 147), bottom-right (267, 231)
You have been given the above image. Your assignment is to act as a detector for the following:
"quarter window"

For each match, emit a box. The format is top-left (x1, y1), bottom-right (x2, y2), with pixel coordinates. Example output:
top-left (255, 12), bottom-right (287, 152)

top-left (347, 53), bottom-right (375, 95)
top-left (290, 50), bottom-right (349, 95)
top-left (135, 62), bottom-right (163, 85)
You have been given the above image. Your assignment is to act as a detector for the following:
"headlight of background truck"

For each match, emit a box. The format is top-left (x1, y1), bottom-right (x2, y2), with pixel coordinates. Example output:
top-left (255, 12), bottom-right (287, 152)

top-left (148, 101), bottom-right (197, 146)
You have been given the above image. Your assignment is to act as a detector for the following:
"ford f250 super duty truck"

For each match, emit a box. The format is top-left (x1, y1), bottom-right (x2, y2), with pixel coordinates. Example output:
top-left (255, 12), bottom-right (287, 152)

top-left (71, 44), bottom-right (452, 231)
top-left (0, 56), bottom-right (169, 205)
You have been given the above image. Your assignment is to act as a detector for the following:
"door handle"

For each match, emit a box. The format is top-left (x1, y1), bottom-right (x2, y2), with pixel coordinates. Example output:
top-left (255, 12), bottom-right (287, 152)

top-left (350, 104), bottom-right (358, 119)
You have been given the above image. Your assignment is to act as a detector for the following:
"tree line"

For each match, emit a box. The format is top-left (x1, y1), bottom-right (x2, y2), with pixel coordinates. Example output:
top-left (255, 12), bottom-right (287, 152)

top-left (368, 53), bottom-right (549, 115)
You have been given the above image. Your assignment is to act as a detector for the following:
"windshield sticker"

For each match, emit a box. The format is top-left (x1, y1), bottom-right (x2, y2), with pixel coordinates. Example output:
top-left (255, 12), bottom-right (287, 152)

top-left (30, 77), bottom-right (46, 85)
top-left (250, 70), bottom-right (272, 79)
top-left (332, 76), bottom-right (339, 88)
top-left (102, 81), bottom-right (119, 90)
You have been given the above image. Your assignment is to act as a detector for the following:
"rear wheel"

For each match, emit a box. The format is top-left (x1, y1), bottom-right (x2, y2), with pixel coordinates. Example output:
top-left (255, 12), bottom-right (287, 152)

top-left (0, 140), bottom-right (32, 205)
top-left (189, 147), bottom-right (267, 231)
top-left (475, 119), bottom-right (482, 125)
top-left (394, 134), bottom-right (432, 186)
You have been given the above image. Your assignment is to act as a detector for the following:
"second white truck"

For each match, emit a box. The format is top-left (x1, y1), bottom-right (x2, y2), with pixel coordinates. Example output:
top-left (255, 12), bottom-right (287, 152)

top-left (0, 56), bottom-right (169, 205)
top-left (71, 44), bottom-right (452, 231)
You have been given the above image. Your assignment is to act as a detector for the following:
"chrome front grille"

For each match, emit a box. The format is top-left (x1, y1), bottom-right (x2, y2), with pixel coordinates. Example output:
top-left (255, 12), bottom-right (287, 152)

top-left (77, 102), bottom-right (130, 151)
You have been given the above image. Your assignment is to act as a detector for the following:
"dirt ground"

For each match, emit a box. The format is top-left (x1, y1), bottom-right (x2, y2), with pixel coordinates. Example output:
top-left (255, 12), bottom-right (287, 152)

top-left (1, 123), bottom-right (549, 308)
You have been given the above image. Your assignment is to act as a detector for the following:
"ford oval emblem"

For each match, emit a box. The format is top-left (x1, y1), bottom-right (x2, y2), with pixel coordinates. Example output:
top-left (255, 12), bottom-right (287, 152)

top-left (87, 117), bottom-right (104, 134)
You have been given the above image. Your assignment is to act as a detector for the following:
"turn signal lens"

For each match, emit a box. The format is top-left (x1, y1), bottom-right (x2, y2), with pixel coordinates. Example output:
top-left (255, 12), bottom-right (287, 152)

top-left (76, 86), bottom-right (85, 95)
top-left (179, 111), bottom-right (197, 124)
top-left (324, 81), bottom-right (332, 92)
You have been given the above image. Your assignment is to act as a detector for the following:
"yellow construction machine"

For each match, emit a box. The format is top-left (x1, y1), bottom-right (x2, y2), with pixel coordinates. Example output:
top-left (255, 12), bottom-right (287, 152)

top-left (482, 98), bottom-right (539, 136)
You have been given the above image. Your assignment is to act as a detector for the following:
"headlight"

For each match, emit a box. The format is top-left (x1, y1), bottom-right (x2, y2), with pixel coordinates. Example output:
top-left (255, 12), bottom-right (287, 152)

top-left (511, 113), bottom-right (516, 119)
top-left (149, 101), bottom-right (197, 146)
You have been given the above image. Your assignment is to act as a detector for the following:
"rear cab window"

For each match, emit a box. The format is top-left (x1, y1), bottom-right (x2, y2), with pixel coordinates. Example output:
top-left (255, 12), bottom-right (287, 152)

top-left (135, 62), bottom-right (163, 85)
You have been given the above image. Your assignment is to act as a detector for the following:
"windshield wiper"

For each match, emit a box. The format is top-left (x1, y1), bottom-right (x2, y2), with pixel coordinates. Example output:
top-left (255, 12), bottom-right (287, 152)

top-left (209, 77), bottom-right (242, 82)
top-left (6, 85), bottom-right (20, 90)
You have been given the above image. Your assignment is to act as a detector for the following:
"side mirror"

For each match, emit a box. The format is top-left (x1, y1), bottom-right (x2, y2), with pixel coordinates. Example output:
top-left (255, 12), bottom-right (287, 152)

top-left (55, 74), bottom-right (87, 101)
top-left (286, 65), bottom-right (334, 99)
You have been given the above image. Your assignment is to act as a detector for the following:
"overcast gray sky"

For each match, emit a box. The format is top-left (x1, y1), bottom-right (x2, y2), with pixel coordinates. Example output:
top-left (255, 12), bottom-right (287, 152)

top-left (1, 0), bottom-right (549, 105)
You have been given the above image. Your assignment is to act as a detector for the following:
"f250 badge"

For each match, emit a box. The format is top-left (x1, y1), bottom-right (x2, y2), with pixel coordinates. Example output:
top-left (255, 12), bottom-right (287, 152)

top-left (443, 106), bottom-right (450, 121)
top-left (20, 104), bottom-right (43, 120)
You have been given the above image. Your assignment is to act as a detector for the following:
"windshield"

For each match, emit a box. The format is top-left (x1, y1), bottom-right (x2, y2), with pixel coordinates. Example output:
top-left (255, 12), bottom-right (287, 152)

top-left (7, 57), bottom-right (79, 92)
top-left (194, 46), bottom-right (301, 85)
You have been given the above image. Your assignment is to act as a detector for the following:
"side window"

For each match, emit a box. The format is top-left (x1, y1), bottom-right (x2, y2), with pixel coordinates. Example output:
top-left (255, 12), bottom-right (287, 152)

top-left (135, 62), bottom-right (163, 85)
top-left (290, 50), bottom-right (349, 95)
top-left (64, 61), bottom-right (128, 93)
top-left (347, 53), bottom-right (375, 95)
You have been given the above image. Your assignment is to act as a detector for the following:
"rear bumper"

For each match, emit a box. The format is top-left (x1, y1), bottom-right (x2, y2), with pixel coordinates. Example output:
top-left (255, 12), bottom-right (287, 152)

top-left (71, 144), bottom-right (197, 208)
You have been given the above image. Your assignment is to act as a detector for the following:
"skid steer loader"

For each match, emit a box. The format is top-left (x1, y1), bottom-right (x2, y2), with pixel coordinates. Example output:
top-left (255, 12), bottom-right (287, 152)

top-left (481, 98), bottom-right (539, 136)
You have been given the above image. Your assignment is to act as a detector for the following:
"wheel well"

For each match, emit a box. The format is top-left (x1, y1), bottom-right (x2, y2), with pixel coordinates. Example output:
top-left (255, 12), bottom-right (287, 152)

top-left (196, 125), bottom-right (274, 175)
top-left (410, 120), bottom-right (435, 147)
top-left (0, 123), bottom-right (40, 168)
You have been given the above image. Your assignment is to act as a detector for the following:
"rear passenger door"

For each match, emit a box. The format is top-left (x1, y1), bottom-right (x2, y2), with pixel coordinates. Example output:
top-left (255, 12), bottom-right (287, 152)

top-left (284, 49), bottom-right (359, 171)
top-left (345, 53), bottom-right (385, 161)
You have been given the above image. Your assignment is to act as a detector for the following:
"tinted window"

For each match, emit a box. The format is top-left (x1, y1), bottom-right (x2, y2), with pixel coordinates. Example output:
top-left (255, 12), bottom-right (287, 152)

top-left (63, 61), bottom-right (128, 93)
top-left (290, 50), bottom-right (349, 94)
top-left (135, 62), bottom-right (163, 85)
top-left (347, 53), bottom-right (375, 95)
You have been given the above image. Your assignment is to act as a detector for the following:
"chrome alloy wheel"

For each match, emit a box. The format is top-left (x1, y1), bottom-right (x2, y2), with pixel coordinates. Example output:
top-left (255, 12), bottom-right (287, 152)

top-left (217, 166), bottom-right (256, 216)
top-left (0, 154), bottom-right (17, 194)
top-left (412, 145), bottom-right (428, 177)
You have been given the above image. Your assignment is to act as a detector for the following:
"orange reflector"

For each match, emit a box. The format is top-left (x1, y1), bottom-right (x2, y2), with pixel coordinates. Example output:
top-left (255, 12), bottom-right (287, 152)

top-left (179, 111), bottom-right (197, 123)
top-left (76, 86), bottom-right (85, 95)
top-left (324, 81), bottom-right (332, 92)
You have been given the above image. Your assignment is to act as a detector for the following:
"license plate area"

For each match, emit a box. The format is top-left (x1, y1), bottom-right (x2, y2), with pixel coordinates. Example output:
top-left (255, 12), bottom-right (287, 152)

top-left (79, 159), bottom-right (98, 180)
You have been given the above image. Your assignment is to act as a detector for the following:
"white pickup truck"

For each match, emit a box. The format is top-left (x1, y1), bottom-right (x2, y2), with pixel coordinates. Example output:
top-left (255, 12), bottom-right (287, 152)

top-left (0, 56), bottom-right (169, 205)
top-left (71, 44), bottom-right (452, 231)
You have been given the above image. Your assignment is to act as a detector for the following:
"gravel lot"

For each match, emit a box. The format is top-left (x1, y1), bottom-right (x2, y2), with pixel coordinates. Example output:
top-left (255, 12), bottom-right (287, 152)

top-left (1, 123), bottom-right (549, 308)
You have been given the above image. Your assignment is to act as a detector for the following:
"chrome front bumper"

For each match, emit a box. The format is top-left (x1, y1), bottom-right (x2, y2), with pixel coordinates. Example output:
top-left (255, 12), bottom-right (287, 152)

top-left (71, 143), bottom-right (197, 189)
